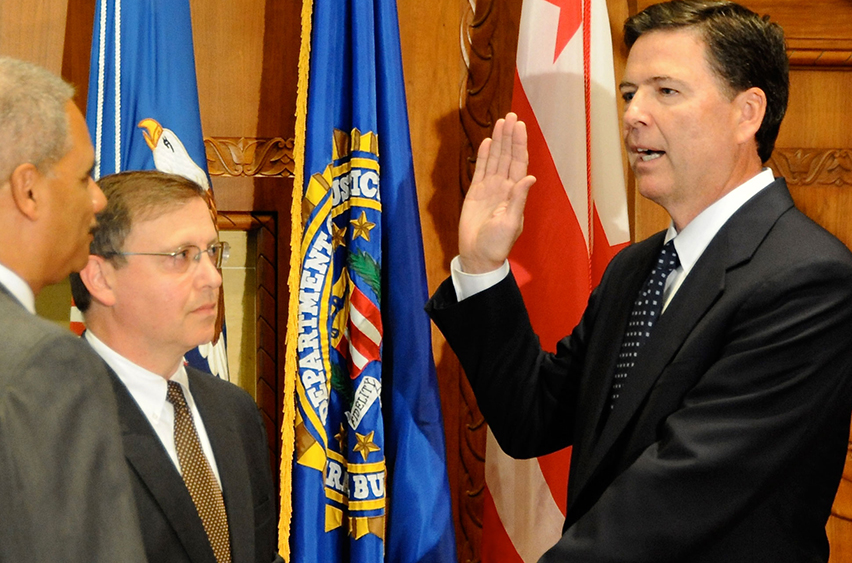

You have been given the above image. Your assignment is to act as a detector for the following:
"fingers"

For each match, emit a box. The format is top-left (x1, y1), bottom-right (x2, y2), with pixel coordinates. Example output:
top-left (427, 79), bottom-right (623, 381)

top-left (470, 138), bottom-right (492, 187)
top-left (494, 113), bottom-right (518, 179)
top-left (508, 118), bottom-right (530, 182)
top-left (469, 113), bottom-right (529, 191)
top-left (484, 117), bottom-right (506, 178)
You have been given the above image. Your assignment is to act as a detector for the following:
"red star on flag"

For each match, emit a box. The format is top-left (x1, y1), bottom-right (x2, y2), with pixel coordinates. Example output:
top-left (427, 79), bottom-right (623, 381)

top-left (544, 0), bottom-right (582, 62)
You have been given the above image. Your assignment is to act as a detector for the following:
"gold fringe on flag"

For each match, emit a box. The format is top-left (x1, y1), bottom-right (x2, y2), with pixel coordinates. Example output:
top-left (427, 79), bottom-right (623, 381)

top-left (279, 0), bottom-right (314, 558)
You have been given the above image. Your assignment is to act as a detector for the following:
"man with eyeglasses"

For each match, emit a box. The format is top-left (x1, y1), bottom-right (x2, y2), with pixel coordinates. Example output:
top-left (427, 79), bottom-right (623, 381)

top-left (70, 170), bottom-right (282, 563)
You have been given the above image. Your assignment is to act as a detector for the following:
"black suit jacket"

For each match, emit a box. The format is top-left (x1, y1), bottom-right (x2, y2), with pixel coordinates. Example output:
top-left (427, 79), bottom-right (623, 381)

top-left (0, 285), bottom-right (146, 562)
top-left (427, 179), bottom-right (852, 562)
top-left (106, 364), bottom-right (281, 563)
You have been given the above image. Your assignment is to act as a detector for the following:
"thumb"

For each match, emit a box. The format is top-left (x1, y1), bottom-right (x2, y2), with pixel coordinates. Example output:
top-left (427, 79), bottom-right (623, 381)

top-left (505, 175), bottom-right (536, 221)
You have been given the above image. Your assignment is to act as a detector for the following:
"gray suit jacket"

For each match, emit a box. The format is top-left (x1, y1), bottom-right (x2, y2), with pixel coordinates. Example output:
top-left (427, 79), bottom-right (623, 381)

top-left (0, 284), bottom-right (146, 562)
top-left (105, 363), bottom-right (281, 563)
top-left (428, 179), bottom-right (852, 562)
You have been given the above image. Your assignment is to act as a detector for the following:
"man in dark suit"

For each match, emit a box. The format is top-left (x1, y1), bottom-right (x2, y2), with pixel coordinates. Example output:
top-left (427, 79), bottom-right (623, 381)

top-left (70, 170), bottom-right (281, 563)
top-left (0, 57), bottom-right (147, 562)
top-left (427, 1), bottom-right (852, 561)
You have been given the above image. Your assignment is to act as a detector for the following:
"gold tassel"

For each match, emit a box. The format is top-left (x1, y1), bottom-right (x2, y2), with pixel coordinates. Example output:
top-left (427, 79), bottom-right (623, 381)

top-left (279, 0), bottom-right (314, 558)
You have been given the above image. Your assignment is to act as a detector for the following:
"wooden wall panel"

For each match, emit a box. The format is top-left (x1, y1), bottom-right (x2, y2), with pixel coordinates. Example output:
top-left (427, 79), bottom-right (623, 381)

top-left (0, 0), bottom-right (68, 73)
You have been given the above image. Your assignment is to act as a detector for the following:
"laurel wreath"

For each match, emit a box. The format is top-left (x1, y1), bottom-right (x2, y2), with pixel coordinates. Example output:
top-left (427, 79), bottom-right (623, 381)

top-left (348, 250), bottom-right (381, 303)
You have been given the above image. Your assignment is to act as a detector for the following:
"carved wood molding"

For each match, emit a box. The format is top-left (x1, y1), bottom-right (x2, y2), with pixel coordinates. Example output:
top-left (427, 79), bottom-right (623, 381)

top-left (460, 0), bottom-right (497, 195)
top-left (788, 49), bottom-right (852, 68)
top-left (766, 148), bottom-right (852, 187)
top-left (459, 0), bottom-right (523, 560)
top-left (459, 0), bottom-right (520, 198)
top-left (459, 2), bottom-right (497, 560)
top-left (205, 136), bottom-right (295, 178)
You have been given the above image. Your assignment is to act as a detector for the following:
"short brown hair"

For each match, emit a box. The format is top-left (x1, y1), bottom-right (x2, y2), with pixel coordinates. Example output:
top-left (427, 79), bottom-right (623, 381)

top-left (70, 170), bottom-right (211, 312)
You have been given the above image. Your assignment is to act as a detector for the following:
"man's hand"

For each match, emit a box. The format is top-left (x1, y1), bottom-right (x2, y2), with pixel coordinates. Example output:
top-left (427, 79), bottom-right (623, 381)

top-left (459, 112), bottom-right (536, 274)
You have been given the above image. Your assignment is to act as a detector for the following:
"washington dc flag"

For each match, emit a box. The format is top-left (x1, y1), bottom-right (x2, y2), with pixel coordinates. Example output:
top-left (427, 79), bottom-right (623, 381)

top-left (481, 0), bottom-right (630, 561)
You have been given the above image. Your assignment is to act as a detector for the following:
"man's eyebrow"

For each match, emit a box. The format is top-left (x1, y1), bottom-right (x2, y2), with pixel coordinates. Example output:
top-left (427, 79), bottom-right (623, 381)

top-left (619, 76), bottom-right (680, 90)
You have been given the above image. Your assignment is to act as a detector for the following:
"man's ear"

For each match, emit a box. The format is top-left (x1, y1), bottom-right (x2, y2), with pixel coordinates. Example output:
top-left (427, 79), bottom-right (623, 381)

top-left (8, 163), bottom-right (41, 220)
top-left (735, 86), bottom-right (767, 145)
top-left (79, 255), bottom-right (118, 307)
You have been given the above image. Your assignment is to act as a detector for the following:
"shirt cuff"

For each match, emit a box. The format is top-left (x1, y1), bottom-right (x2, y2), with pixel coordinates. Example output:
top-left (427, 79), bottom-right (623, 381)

top-left (450, 256), bottom-right (510, 301)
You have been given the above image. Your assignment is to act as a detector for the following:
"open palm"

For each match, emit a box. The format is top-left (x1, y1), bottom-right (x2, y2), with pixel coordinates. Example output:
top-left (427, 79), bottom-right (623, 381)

top-left (459, 112), bottom-right (537, 273)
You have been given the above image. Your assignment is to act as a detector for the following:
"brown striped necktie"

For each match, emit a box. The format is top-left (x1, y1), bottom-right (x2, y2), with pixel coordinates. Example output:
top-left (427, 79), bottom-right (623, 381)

top-left (166, 381), bottom-right (232, 563)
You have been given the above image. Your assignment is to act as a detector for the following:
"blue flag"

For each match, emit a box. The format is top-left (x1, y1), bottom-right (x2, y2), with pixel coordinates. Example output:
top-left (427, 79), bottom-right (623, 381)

top-left (289, 0), bottom-right (456, 560)
top-left (85, 0), bottom-right (228, 379)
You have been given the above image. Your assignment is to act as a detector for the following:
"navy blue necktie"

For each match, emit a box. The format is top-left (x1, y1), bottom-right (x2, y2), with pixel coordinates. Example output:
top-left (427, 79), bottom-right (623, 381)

top-left (609, 240), bottom-right (680, 409)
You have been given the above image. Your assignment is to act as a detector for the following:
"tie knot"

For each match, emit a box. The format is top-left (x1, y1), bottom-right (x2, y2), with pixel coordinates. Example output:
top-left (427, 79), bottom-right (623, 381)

top-left (656, 240), bottom-right (680, 277)
top-left (166, 380), bottom-right (188, 411)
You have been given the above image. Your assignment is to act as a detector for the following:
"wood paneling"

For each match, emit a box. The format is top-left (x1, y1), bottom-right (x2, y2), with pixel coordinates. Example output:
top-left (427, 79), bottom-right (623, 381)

top-left (0, 0), bottom-right (68, 73)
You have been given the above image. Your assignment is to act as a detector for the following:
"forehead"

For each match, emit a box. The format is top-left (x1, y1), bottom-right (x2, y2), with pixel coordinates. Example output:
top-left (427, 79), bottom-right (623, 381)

top-left (127, 197), bottom-right (216, 247)
top-left (624, 28), bottom-right (714, 84)
top-left (60, 102), bottom-right (95, 172)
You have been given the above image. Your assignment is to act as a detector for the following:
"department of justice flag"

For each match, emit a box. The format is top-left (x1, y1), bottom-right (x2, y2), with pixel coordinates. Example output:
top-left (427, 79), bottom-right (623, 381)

top-left (283, 0), bottom-right (456, 560)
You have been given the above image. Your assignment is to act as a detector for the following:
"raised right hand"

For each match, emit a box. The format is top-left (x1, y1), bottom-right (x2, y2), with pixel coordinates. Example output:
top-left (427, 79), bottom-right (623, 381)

top-left (458, 112), bottom-right (537, 274)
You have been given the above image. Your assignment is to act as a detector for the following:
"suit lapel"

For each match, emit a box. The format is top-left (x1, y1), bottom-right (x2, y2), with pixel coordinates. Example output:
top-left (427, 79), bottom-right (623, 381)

top-left (189, 370), bottom-right (255, 563)
top-left (107, 368), bottom-right (217, 563)
top-left (575, 179), bottom-right (795, 503)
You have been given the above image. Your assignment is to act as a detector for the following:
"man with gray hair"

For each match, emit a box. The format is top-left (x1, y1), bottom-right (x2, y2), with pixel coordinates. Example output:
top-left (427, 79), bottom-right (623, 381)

top-left (0, 57), bottom-right (146, 561)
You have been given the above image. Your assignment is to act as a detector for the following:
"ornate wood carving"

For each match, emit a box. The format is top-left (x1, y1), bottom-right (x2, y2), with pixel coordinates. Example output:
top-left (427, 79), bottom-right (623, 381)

top-left (217, 212), bottom-right (279, 484)
top-left (459, 0), bottom-right (522, 560)
top-left (205, 136), bottom-right (295, 178)
top-left (460, 0), bottom-right (521, 195)
top-left (766, 149), bottom-right (852, 187)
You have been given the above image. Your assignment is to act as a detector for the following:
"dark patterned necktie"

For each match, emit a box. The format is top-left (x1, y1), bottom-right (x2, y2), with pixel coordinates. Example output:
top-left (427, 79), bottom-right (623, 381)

top-left (166, 381), bottom-right (232, 563)
top-left (609, 240), bottom-right (680, 409)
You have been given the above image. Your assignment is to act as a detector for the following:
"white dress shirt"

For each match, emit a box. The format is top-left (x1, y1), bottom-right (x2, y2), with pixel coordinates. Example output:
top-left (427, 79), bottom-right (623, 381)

top-left (84, 330), bottom-right (223, 487)
top-left (0, 262), bottom-right (35, 314)
top-left (452, 168), bottom-right (776, 312)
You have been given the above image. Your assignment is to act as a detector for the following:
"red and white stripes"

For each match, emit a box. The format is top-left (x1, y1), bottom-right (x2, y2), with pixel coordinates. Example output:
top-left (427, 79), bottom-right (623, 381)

top-left (482, 0), bottom-right (630, 560)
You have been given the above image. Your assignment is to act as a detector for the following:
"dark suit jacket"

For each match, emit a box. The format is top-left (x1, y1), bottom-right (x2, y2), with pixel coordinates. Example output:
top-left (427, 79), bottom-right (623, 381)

top-left (427, 179), bottom-right (852, 562)
top-left (0, 285), bottom-right (146, 562)
top-left (105, 363), bottom-right (281, 563)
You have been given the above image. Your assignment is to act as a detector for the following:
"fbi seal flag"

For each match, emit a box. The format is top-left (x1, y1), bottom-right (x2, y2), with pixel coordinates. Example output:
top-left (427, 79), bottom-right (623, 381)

top-left (295, 128), bottom-right (386, 554)
top-left (284, 0), bottom-right (455, 559)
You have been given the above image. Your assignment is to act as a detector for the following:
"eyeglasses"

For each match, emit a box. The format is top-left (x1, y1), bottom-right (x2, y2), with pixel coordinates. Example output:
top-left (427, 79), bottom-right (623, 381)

top-left (110, 241), bottom-right (230, 273)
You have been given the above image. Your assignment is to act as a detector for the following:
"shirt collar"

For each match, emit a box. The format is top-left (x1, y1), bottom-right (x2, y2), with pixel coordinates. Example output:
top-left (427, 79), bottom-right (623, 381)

top-left (667, 168), bottom-right (775, 275)
top-left (0, 262), bottom-right (35, 314)
top-left (84, 329), bottom-right (190, 424)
